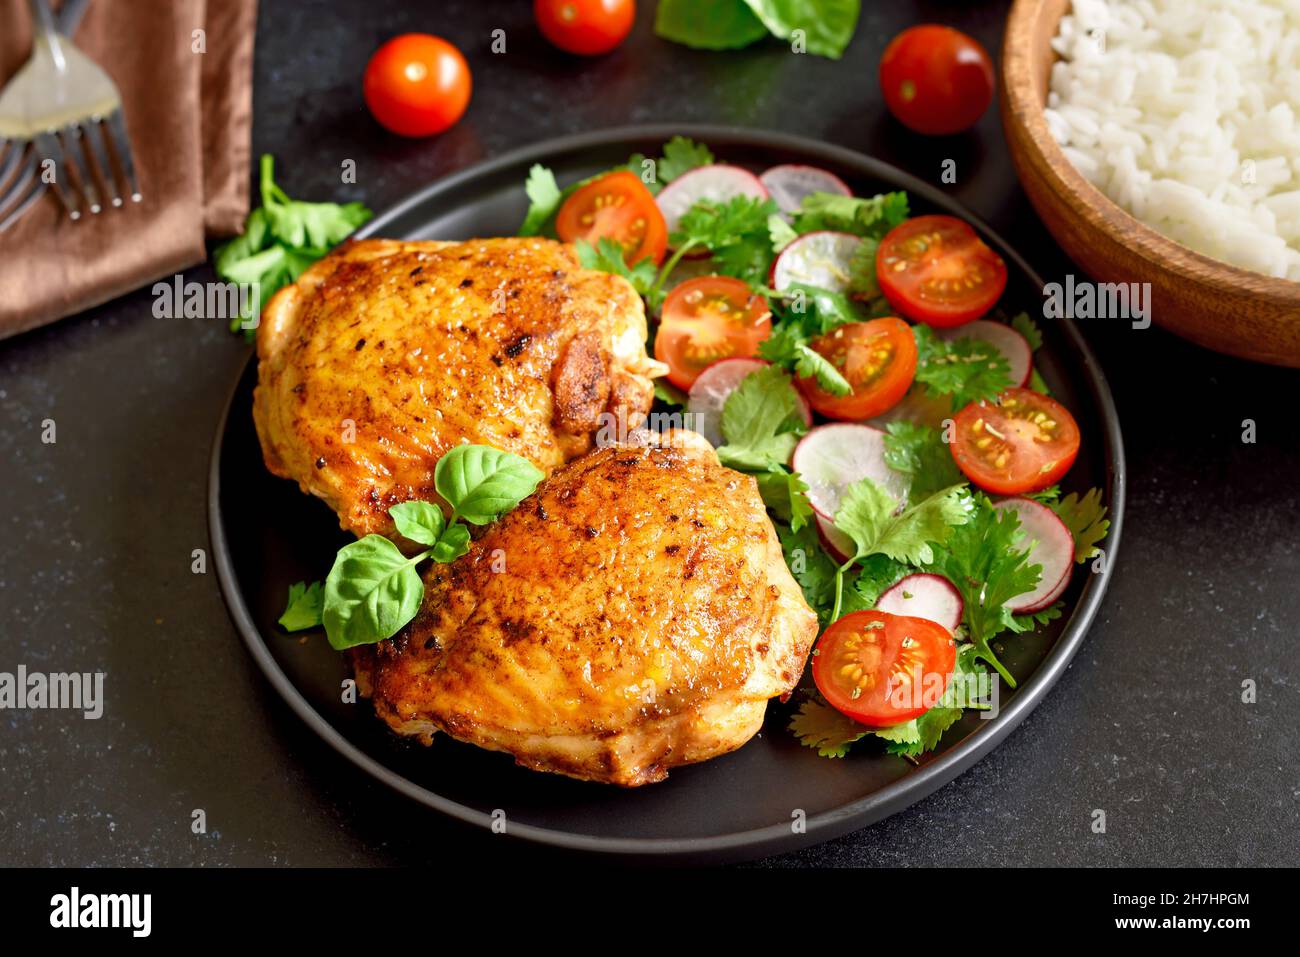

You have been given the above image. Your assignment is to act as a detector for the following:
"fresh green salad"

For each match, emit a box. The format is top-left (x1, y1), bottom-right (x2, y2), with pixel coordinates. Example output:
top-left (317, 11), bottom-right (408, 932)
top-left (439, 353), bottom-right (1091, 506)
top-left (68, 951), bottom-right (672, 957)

top-left (517, 137), bottom-right (1111, 760)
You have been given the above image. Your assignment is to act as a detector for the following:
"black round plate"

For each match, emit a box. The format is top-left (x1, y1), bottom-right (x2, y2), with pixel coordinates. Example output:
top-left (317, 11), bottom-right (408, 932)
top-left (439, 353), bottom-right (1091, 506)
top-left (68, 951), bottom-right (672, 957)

top-left (209, 124), bottom-right (1125, 862)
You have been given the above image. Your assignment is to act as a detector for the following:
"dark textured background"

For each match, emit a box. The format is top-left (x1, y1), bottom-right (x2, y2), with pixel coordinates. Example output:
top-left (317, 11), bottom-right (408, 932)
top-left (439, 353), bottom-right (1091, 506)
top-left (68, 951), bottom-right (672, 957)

top-left (1, 0), bottom-right (1297, 867)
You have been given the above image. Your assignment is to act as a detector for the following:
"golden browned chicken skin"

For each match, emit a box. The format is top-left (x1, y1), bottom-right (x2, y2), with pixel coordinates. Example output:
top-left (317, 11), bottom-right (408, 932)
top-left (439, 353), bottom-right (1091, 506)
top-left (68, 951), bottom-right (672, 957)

top-left (351, 431), bottom-right (819, 786)
top-left (253, 237), bottom-right (666, 539)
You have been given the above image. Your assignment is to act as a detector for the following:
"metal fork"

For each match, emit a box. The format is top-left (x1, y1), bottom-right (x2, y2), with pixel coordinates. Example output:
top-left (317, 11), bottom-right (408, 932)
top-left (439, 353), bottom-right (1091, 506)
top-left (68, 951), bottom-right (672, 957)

top-left (0, 0), bottom-right (140, 227)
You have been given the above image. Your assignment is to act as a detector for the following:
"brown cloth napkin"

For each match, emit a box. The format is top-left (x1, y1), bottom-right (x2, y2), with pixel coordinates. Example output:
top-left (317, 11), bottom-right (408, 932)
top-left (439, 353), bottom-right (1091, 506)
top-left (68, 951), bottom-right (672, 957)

top-left (0, 0), bottom-right (257, 338)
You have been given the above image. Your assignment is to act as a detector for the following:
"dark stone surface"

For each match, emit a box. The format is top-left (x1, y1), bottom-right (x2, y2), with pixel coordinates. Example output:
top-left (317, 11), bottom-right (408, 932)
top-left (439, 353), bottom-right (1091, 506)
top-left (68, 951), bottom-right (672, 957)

top-left (1, 0), bottom-right (1296, 867)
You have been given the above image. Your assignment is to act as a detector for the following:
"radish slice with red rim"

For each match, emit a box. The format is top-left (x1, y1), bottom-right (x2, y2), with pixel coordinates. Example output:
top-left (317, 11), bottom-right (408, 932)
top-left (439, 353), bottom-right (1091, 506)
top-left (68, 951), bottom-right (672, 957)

top-left (815, 514), bottom-right (855, 565)
top-left (992, 497), bottom-right (1074, 612)
top-left (936, 320), bottom-right (1033, 387)
top-left (759, 164), bottom-right (852, 216)
top-left (792, 423), bottom-right (910, 529)
top-left (875, 573), bottom-right (964, 632)
top-left (686, 358), bottom-right (811, 447)
top-left (656, 164), bottom-right (769, 236)
top-left (771, 230), bottom-right (862, 294)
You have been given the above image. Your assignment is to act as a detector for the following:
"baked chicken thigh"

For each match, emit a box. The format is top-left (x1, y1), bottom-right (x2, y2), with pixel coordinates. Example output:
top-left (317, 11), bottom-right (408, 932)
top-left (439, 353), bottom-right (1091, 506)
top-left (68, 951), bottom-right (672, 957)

top-left (351, 431), bottom-right (819, 786)
top-left (253, 237), bottom-right (665, 538)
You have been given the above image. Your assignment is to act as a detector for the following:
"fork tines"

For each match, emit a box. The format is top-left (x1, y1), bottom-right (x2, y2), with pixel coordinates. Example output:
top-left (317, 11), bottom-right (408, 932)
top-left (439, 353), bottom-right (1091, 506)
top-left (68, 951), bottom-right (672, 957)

top-left (31, 109), bottom-right (141, 220)
top-left (0, 138), bottom-right (44, 232)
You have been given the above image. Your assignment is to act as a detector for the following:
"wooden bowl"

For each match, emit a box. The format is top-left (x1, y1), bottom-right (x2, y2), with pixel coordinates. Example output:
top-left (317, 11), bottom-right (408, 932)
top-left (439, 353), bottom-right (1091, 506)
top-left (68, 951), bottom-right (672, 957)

top-left (1001, 0), bottom-right (1300, 367)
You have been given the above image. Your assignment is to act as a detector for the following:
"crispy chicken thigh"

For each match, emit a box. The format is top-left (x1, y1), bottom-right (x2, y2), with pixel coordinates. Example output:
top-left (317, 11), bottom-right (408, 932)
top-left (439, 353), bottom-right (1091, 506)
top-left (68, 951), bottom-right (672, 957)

top-left (351, 431), bottom-right (819, 786)
top-left (253, 237), bottom-right (666, 538)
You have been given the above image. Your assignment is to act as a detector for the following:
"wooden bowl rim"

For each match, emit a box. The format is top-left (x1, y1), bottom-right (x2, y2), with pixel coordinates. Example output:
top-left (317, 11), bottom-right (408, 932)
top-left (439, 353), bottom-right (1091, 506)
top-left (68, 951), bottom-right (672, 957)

top-left (1002, 0), bottom-right (1300, 305)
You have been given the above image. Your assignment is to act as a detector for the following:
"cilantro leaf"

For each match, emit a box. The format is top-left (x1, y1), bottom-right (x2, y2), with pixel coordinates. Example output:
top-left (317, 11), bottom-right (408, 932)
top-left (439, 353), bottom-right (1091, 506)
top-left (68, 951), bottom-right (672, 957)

top-left (920, 496), bottom-right (1042, 686)
top-left (777, 282), bottom-right (863, 332)
top-left (574, 238), bottom-right (657, 297)
top-left (886, 645), bottom-right (990, 755)
top-left (1010, 311), bottom-right (1043, 351)
top-left (797, 645), bottom-right (991, 760)
top-left (913, 325), bottom-right (1013, 407)
top-left (793, 343), bottom-right (853, 395)
top-left (846, 553), bottom-right (910, 608)
top-left (519, 164), bottom-right (564, 236)
top-left (779, 521), bottom-right (839, 622)
top-left (755, 468), bottom-right (814, 531)
top-left (278, 580), bottom-right (324, 632)
top-left (768, 213), bottom-right (799, 252)
top-left (1051, 488), bottom-right (1110, 563)
top-left (656, 136), bottom-right (715, 184)
top-left (791, 190), bottom-right (909, 238)
top-left (1026, 484), bottom-right (1061, 505)
top-left (847, 235), bottom-right (881, 298)
top-left (715, 365), bottom-right (806, 469)
top-left (1009, 601), bottom-right (1064, 633)
top-left (669, 195), bottom-right (779, 287)
top-left (832, 480), bottom-right (971, 566)
top-left (758, 324), bottom-right (853, 396)
top-left (1029, 366), bottom-right (1052, 395)
top-left (882, 421), bottom-right (965, 505)
top-left (790, 698), bottom-right (868, 757)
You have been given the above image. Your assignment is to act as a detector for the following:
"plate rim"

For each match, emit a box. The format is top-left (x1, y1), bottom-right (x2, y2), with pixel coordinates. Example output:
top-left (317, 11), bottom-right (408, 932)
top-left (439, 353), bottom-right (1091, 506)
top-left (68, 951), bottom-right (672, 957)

top-left (208, 123), bottom-right (1126, 861)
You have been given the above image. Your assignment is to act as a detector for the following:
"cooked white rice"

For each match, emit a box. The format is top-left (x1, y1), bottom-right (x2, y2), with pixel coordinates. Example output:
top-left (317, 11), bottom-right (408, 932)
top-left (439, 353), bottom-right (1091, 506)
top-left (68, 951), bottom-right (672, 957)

top-left (1046, 0), bottom-right (1300, 281)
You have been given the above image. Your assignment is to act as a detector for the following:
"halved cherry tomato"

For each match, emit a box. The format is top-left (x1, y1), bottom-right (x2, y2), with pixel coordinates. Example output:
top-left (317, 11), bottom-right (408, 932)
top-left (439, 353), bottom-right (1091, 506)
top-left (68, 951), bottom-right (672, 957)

top-left (535, 0), bottom-right (636, 56)
top-left (795, 317), bottom-right (917, 421)
top-left (813, 609), bottom-right (956, 727)
top-left (876, 215), bottom-right (1007, 328)
top-left (654, 276), bottom-right (771, 390)
top-left (363, 34), bottom-right (472, 138)
top-left (879, 25), bottom-right (995, 136)
top-left (951, 387), bottom-right (1081, 495)
top-left (556, 171), bottom-right (667, 265)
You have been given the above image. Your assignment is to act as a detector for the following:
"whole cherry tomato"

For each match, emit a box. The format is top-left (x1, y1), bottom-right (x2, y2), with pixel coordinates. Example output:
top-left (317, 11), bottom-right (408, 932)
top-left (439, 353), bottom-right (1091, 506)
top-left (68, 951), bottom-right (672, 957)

top-left (364, 34), bottom-right (471, 137)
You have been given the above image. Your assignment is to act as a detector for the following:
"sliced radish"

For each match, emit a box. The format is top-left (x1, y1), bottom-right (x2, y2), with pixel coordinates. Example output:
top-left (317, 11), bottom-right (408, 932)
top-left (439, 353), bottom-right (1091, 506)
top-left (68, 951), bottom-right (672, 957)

top-left (992, 497), bottom-right (1074, 613)
top-left (771, 230), bottom-right (862, 294)
top-left (656, 164), bottom-right (769, 236)
top-left (865, 384), bottom-right (954, 432)
top-left (792, 424), bottom-right (910, 528)
top-left (936, 320), bottom-right (1033, 387)
top-left (686, 358), bottom-right (811, 447)
top-left (759, 164), bottom-right (852, 216)
top-left (816, 513), bottom-right (855, 564)
top-left (875, 574), bottom-right (964, 632)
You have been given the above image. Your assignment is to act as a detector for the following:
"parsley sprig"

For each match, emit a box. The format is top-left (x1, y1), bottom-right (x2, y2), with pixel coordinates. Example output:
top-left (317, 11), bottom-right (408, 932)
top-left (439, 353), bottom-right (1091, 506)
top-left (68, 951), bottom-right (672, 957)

top-left (214, 154), bottom-right (372, 337)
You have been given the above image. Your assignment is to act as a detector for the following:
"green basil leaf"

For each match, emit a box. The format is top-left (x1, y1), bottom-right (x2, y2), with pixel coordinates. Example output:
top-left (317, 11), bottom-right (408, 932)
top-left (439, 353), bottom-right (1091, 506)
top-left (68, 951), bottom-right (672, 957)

top-left (389, 501), bottom-right (446, 546)
top-left (434, 445), bottom-right (544, 525)
top-left (655, 0), bottom-right (770, 50)
top-left (278, 580), bottom-right (323, 632)
top-left (741, 0), bottom-right (861, 59)
top-left (430, 522), bottom-right (472, 564)
top-left (322, 535), bottom-right (425, 650)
